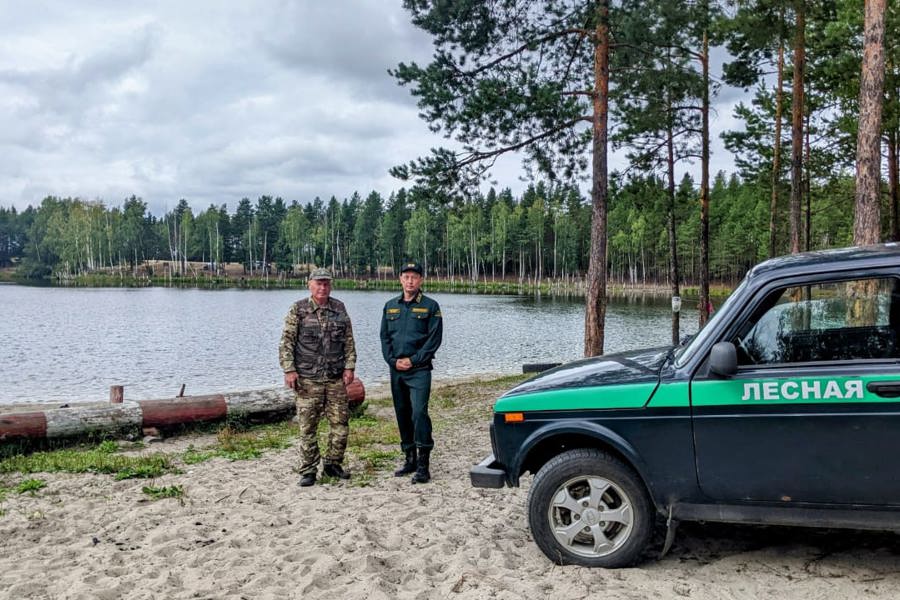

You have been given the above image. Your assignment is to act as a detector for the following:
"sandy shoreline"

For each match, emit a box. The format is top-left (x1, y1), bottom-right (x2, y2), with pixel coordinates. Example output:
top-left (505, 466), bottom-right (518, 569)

top-left (2, 379), bottom-right (900, 599)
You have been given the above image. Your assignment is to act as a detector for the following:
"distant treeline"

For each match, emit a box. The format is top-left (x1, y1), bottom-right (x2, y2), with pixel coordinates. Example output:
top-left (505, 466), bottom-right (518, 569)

top-left (0, 171), bottom-right (872, 288)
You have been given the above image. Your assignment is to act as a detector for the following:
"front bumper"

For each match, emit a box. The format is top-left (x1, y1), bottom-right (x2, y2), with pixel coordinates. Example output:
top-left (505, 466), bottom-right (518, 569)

top-left (469, 453), bottom-right (507, 488)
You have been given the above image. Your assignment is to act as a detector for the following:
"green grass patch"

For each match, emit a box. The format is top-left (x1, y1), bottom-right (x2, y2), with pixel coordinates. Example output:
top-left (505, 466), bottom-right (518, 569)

top-left (97, 440), bottom-right (118, 453)
top-left (0, 441), bottom-right (175, 480)
top-left (16, 478), bottom-right (46, 494)
top-left (346, 413), bottom-right (400, 447)
top-left (216, 421), bottom-right (295, 460)
top-left (142, 484), bottom-right (184, 501)
top-left (178, 421), bottom-right (297, 465)
top-left (182, 445), bottom-right (217, 465)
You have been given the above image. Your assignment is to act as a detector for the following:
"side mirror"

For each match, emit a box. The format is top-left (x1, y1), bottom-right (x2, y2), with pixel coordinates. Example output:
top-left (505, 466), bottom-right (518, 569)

top-left (709, 341), bottom-right (738, 377)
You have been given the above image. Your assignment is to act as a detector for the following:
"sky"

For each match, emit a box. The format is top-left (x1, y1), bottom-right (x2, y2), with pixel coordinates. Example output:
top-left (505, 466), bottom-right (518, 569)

top-left (0, 1), bottom-right (748, 216)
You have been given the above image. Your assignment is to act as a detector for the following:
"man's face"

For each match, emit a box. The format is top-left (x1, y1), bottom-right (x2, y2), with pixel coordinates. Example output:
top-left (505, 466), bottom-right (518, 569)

top-left (400, 271), bottom-right (423, 296)
top-left (308, 278), bottom-right (332, 304)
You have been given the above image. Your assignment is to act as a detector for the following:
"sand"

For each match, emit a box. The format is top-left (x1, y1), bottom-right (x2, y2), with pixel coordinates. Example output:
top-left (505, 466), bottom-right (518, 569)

top-left (2, 379), bottom-right (900, 600)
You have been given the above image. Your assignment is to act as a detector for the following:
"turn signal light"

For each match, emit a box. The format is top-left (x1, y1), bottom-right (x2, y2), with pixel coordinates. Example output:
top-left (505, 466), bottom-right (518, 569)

top-left (504, 412), bottom-right (525, 423)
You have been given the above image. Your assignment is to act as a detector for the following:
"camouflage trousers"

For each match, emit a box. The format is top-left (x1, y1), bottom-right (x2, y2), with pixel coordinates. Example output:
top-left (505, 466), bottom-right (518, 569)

top-left (294, 377), bottom-right (349, 476)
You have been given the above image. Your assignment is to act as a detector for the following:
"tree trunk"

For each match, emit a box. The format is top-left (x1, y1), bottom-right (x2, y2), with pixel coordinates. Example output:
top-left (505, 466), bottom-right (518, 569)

top-left (789, 0), bottom-right (805, 254)
top-left (854, 0), bottom-right (887, 246)
top-left (890, 128), bottom-right (899, 241)
top-left (585, 0), bottom-right (610, 357)
top-left (666, 90), bottom-right (680, 344)
top-left (770, 32), bottom-right (785, 258)
top-left (699, 26), bottom-right (711, 328)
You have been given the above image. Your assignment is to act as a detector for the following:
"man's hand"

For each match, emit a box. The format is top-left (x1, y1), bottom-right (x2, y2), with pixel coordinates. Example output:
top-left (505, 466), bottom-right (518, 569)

top-left (342, 369), bottom-right (355, 386)
top-left (396, 357), bottom-right (412, 371)
top-left (284, 371), bottom-right (299, 390)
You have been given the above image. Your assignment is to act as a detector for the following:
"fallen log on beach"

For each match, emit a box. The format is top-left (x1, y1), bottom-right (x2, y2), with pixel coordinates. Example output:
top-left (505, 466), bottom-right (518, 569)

top-left (0, 378), bottom-right (366, 441)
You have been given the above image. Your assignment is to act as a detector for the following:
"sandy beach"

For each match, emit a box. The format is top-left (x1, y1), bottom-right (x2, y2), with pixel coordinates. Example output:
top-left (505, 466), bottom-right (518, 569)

top-left (2, 378), bottom-right (900, 600)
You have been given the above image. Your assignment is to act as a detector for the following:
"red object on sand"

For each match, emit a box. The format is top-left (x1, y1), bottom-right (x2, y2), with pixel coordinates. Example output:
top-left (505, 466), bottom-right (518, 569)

top-left (346, 377), bottom-right (365, 405)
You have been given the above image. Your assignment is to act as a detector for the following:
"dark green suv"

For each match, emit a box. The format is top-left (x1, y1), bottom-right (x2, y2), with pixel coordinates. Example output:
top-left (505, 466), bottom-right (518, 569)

top-left (471, 244), bottom-right (900, 567)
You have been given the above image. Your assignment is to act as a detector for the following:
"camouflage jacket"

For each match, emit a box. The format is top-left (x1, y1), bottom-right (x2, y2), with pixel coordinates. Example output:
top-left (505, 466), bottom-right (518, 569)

top-left (279, 297), bottom-right (356, 380)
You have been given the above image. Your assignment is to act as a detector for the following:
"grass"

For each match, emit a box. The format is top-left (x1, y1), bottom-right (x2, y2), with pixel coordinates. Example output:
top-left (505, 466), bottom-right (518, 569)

top-left (342, 411), bottom-right (403, 486)
top-left (142, 484), bottom-right (184, 502)
top-left (179, 421), bottom-right (297, 465)
top-left (16, 478), bottom-right (47, 494)
top-left (0, 441), bottom-right (176, 480)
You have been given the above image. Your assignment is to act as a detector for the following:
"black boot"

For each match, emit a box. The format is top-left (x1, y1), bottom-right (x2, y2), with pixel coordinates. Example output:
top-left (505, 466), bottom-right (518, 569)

top-left (323, 463), bottom-right (351, 480)
top-left (394, 448), bottom-right (417, 477)
top-left (298, 473), bottom-right (316, 487)
top-left (411, 448), bottom-right (431, 484)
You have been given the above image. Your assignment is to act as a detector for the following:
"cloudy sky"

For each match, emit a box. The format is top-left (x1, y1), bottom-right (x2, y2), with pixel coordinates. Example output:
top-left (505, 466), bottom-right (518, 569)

top-left (0, 1), bottom-right (745, 216)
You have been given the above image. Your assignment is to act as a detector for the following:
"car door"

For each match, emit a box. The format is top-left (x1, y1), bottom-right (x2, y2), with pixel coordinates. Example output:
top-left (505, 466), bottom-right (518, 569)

top-left (690, 274), bottom-right (900, 506)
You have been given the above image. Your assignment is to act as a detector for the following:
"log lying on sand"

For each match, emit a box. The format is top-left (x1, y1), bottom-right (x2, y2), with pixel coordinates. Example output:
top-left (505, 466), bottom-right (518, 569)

top-left (0, 378), bottom-right (366, 441)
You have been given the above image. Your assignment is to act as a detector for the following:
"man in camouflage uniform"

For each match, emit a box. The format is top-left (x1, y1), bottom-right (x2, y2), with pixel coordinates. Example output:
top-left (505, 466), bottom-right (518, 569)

top-left (280, 268), bottom-right (356, 487)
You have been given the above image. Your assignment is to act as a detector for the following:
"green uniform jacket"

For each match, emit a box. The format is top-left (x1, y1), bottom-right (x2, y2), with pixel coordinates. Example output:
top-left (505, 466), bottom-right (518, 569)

top-left (380, 291), bottom-right (442, 371)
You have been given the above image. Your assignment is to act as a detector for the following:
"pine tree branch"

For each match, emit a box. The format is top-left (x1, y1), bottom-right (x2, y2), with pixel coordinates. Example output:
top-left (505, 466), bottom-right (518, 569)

top-left (453, 28), bottom-right (591, 77)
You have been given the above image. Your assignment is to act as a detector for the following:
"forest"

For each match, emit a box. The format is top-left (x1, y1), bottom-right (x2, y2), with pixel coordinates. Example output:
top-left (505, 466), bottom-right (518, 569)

top-left (0, 172), bottom-right (866, 287)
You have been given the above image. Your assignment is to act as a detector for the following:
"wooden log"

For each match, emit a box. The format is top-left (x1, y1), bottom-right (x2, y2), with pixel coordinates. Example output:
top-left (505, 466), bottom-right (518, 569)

top-left (2, 379), bottom-right (367, 441)
top-left (224, 389), bottom-right (294, 416)
top-left (138, 395), bottom-right (227, 427)
top-left (110, 385), bottom-right (124, 404)
top-left (44, 403), bottom-right (143, 438)
top-left (0, 412), bottom-right (47, 440)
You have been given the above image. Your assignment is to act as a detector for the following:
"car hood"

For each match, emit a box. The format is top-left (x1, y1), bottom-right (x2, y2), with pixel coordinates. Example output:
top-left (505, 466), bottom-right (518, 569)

top-left (502, 346), bottom-right (671, 398)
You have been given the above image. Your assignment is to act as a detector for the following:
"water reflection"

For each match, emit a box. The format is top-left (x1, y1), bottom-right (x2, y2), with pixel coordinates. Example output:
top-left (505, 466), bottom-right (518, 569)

top-left (0, 285), bottom-right (696, 405)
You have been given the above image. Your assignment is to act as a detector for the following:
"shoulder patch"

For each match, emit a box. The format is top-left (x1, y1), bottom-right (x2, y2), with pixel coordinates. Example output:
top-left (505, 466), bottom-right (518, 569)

top-left (434, 310), bottom-right (442, 317)
top-left (386, 308), bottom-right (401, 314)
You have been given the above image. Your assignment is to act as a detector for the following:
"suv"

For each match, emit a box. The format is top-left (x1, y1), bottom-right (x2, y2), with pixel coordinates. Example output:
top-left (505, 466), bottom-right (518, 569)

top-left (470, 244), bottom-right (900, 568)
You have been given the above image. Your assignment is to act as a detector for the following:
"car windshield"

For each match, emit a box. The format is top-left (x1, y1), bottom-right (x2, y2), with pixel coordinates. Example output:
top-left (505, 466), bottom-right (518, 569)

top-left (674, 277), bottom-right (749, 367)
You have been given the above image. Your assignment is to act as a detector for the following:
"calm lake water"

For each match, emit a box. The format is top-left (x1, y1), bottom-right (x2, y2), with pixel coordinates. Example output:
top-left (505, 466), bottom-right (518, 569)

top-left (0, 284), bottom-right (697, 405)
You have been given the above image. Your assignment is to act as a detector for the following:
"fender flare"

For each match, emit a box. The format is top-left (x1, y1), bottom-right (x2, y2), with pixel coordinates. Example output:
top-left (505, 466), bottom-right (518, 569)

top-left (511, 421), bottom-right (657, 500)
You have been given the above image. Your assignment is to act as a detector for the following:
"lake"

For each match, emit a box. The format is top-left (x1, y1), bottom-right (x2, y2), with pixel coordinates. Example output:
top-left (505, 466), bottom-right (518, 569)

top-left (0, 285), bottom-right (697, 405)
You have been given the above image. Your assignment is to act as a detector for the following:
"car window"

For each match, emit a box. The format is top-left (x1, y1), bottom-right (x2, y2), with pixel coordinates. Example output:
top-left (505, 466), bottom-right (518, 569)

top-left (675, 278), bottom-right (750, 367)
top-left (733, 277), bottom-right (899, 365)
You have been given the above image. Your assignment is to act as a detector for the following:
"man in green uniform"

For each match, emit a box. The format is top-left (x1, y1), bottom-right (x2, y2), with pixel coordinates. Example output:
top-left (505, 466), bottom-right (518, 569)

top-left (280, 268), bottom-right (356, 487)
top-left (380, 262), bottom-right (443, 484)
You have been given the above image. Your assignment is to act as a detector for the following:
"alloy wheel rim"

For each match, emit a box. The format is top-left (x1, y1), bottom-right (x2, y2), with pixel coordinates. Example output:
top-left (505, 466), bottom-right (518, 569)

top-left (547, 475), bottom-right (634, 559)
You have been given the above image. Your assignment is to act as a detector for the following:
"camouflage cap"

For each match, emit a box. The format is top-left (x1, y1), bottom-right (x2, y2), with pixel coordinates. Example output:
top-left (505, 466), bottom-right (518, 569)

top-left (400, 261), bottom-right (423, 276)
top-left (308, 267), bottom-right (333, 281)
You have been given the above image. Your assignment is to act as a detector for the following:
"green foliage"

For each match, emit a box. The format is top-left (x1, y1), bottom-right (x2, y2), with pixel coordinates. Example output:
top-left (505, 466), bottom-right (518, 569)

top-left (182, 445), bottom-right (217, 465)
top-left (142, 484), bottom-right (184, 501)
top-left (390, 1), bottom-right (599, 193)
top-left (0, 446), bottom-right (175, 480)
top-left (213, 422), bottom-right (295, 461)
top-left (97, 440), bottom-right (119, 454)
top-left (15, 478), bottom-right (47, 494)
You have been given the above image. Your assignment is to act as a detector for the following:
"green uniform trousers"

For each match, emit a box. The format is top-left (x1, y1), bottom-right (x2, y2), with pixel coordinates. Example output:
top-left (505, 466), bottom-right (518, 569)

top-left (390, 368), bottom-right (433, 452)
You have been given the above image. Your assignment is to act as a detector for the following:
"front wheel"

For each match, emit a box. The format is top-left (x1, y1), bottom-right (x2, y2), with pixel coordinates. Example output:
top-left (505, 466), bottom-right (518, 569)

top-left (527, 448), bottom-right (653, 568)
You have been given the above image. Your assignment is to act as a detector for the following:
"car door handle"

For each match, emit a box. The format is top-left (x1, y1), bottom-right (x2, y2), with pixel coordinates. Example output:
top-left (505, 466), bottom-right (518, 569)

top-left (866, 382), bottom-right (900, 398)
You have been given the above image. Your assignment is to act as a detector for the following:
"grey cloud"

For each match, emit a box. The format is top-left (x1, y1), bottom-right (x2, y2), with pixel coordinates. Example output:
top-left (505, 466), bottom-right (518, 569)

top-left (0, 24), bottom-right (158, 109)
top-left (258, 2), bottom-right (432, 105)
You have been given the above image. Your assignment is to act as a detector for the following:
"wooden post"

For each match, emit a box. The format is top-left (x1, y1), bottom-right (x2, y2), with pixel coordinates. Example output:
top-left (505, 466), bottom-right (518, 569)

top-left (110, 385), bottom-right (124, 404)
